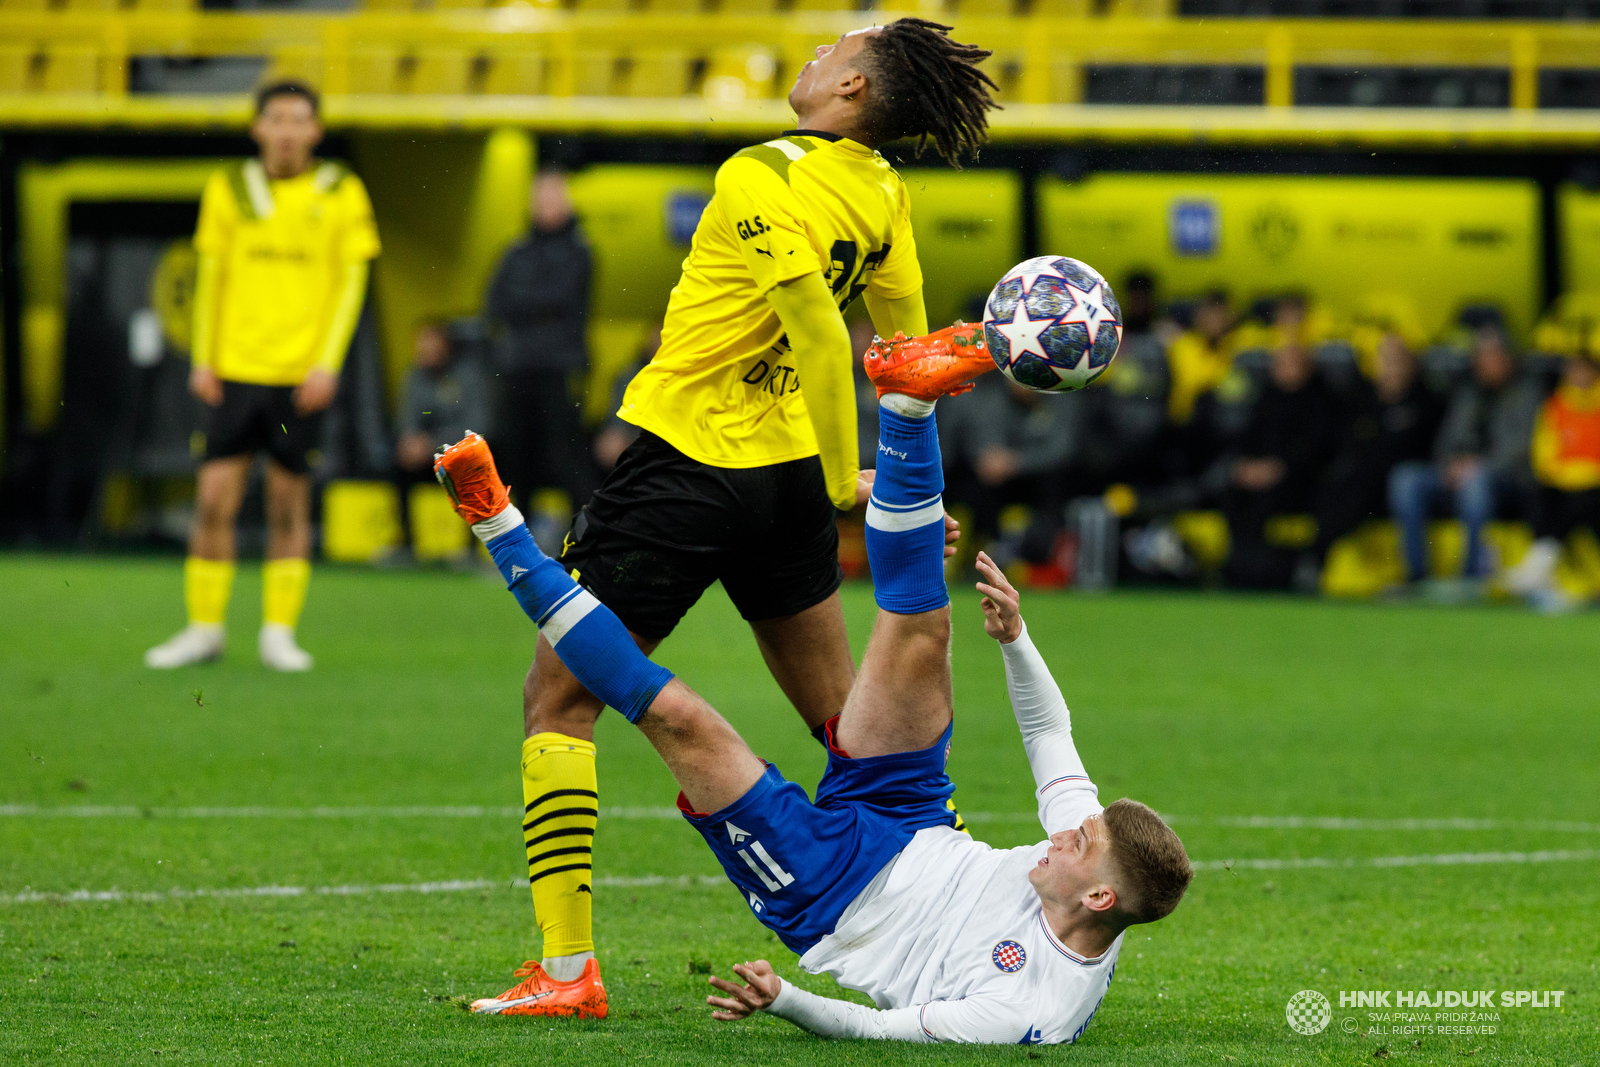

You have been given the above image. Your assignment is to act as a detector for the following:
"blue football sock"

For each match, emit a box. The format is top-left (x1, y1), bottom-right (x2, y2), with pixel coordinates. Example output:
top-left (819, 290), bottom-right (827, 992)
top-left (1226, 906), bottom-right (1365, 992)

top-left (483, 521), bottom-right (673, 724)
top-left (865, 406), bottom-right (949, 614)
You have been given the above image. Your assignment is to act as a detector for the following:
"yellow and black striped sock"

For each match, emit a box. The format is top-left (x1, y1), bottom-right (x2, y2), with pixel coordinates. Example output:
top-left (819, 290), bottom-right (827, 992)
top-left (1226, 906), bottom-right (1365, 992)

top-left (521, 733), bottom-right (598, 959)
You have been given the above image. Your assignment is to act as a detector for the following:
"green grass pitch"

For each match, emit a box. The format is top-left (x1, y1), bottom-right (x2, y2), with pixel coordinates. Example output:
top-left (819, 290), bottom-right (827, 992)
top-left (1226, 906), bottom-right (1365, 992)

top-left (2, 554), bottom-right (1596, 1066)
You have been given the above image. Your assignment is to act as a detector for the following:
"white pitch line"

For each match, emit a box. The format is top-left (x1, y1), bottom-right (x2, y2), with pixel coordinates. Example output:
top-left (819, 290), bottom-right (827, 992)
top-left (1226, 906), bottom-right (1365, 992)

top-left (1192, 849), bottom-right (1600, 871)
top-left (5, 850), bottom-right (1597, 907)
top-left (3, 805), bottom-right (1597, 833)
top-left (1198, 815), bottom-right (1600, 834)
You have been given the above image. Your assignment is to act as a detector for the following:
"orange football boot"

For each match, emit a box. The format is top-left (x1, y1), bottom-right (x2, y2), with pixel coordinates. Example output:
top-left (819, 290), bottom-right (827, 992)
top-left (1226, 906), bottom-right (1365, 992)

top-left (433, 431), bottom-right (510, 525)
top-left (469, 958), bottom-right (609, 1018)
top-left (863, 321), bottom-right (996, 400)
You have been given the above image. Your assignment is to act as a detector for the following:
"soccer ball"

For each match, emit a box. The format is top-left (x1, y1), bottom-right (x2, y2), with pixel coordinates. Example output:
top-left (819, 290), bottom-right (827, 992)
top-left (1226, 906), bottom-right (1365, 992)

top-left (982, 256), bottom-right (1123, 392)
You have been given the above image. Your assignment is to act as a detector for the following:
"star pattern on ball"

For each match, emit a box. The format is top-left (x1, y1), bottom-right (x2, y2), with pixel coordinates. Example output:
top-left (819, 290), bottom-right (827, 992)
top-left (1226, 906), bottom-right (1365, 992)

top-left (1056, 278), bottom-right (1115, 333)
top-left (1001, 258), bottom-right (1067, 296)
top-left (992, 297), bottom-right (1054, 364)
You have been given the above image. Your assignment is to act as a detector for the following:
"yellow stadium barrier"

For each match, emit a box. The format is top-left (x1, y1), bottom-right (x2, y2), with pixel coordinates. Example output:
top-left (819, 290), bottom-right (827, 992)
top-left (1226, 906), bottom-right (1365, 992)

top-left (407, 483), bottom-right (471, 562)
top-left (322, 480), bottom-right (401, 563)
top-left (0, 12), bottom-right (1597, 146)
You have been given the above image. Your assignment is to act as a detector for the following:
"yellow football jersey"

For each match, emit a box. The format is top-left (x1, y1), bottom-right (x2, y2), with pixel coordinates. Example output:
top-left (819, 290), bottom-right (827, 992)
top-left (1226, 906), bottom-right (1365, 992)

top-left (194, 160), bottom-right (380, 386)
top-left (618, 131), bottom-right (922, 468)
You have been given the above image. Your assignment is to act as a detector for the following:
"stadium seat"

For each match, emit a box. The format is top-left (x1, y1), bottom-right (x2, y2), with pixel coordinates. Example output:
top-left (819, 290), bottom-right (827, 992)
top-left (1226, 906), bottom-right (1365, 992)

top-left (345, 48), bottom-right (471, 94)
top-left (0, 44), bottom-right (101, 93)
top-left (953, 0), bottom-right (1021, 14)
top-left (408, 50), bottom-right (473, 94)
top-left (42, 45), bottom-right (100, 93)
top-left (264, 46), bottom-right (323, 88)
top-left (0, 46), bottom-right (33, 93)
top-left (478, 49), bottom-right (547, 95)
top-left (623, 50), bottom-right (693, 98)
top-left (571, 49), bottom-right (623, 96)
top-left (348, 47), bottom-right (406, 95)
top-left (703, 45), bottom-right (777, 103)
top-left (1030, 0), bottom-right (1094, 14)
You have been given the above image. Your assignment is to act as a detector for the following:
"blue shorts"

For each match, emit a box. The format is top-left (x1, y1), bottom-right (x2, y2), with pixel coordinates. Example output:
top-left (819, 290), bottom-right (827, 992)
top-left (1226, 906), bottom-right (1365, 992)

top-left (678, 717), bottom-right (957, 955)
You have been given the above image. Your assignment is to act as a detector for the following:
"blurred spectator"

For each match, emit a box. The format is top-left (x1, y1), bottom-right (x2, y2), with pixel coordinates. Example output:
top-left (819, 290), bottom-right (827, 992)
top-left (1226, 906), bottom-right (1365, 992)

top-left (592, 326), bottom-right (661, 473)
top-left (1080, 272), bottom-right (1172, 492)
top-left (1166, 289), bottom-right (1234, 425)
top-left (483, 167), bottom-right (595, 517)
top-left (1311, 332), bottom-right (1443, 567)
top-left (944, 376), bottom-right (1083, 565)
top-left (1387, 327), bottom-right (1542, 585)
top-left (392, 319), bottom-right (487, 551)
top-left (1217, 342), bottom-right (1341, 589)
top-left (1503, 351), bottom-right (1600, 610)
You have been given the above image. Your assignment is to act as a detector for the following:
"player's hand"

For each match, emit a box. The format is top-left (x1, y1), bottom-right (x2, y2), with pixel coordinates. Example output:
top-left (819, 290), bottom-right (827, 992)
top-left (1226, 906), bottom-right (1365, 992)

top-left (707, 959), bottom-right (781, 1021)
top-left (944, 511), bottom-right (960, 559)
top-left (976, 550), bottom-right (1023, 644)
top-left (854, 468), bottom-right (876, 508)
top-left (293, 368), bottom-right (339, 416)
top-left (189, 365), bottom-right (224, 408)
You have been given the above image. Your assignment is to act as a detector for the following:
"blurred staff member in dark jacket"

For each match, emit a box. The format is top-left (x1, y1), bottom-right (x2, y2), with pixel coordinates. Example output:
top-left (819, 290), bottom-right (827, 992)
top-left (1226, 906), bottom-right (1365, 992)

top-left (484, 167), bottom-right (596, 526)
top-left (1311, 331), bottom-right (1442, 570)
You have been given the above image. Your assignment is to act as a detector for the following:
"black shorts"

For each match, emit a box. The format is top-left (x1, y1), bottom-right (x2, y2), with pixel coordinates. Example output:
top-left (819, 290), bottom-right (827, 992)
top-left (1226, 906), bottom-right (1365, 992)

top-left (560, 431), bottom-right (843, 640)
top-left (203, 382), bottom-right (324, 475)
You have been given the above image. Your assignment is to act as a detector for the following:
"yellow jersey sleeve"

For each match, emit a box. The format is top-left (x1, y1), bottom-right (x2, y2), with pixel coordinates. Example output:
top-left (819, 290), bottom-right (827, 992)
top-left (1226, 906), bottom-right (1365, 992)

top-left (867, 180), bottom-right (922, 301)
top-left (194, 170), bottom-right (237, 257)
top-left (714, 156), bottom-right (821, 296)
top-left (335, 173), bottom-right (381, 262)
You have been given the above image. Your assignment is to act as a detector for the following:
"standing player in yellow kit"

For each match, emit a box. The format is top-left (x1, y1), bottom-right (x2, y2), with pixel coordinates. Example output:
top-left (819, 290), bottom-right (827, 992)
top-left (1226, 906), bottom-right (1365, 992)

top-left (468, 19), bottom-right (999, 1019)
top-left (145, 81), bottom-right (379, 672)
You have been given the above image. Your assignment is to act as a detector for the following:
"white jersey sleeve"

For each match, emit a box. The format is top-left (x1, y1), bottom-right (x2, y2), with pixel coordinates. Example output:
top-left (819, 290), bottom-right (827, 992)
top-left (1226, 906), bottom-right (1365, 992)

top-left (766, 979), bottom-right (1030, 1044)
top-left (1000, 621), bottom-right (1101, 835)
top-left (765, 979), bottom-right (930, 1041)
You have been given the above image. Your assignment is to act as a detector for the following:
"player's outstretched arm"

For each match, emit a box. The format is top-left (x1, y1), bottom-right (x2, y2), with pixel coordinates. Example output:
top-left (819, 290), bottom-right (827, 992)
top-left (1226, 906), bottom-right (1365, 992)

top-left (707, 961), bottom-right (1030, 1043)
top-left (976, 553), bottom-right (1099, 833)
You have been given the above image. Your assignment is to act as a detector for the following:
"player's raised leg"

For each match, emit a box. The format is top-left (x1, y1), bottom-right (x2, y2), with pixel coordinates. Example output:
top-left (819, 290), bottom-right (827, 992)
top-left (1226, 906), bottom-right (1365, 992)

top-left (435, 433), bottom-right (766, 1016)
top-left (831, 327), bottom-right (994, 758)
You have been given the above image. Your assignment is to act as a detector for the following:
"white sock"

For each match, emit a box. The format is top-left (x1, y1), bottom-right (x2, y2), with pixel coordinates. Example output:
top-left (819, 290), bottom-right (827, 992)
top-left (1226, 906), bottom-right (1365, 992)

top-left (880, 393), bottom-right (935, 419)
top-left (542, 951), bottom-right (594, 983)
top-left (470, 504), bottom-right (525, 544)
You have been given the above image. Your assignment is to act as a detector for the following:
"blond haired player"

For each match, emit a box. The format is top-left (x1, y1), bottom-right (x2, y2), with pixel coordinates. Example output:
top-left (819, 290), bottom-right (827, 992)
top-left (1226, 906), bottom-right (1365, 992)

top-left (468, 19), bottom-right (1000, 1017)
top-left (430, 320), bottom-right (1192, 1038)
top-left (146, 81), bottom-right (379, 672)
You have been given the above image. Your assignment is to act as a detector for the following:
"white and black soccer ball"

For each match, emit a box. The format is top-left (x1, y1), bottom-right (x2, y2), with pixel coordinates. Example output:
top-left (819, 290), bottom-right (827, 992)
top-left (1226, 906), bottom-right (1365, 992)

top-left (982, 256), bottom-right (1123, 392)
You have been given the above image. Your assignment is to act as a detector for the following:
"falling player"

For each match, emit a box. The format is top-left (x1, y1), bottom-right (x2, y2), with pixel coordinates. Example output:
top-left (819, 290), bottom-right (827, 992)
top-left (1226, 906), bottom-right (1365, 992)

top-left (430, 338), bottom-right (1192, 1041)
top-left (145, 81), bottom-right (379, 671)
top-left (479, 19), bottom-right (999, 1013)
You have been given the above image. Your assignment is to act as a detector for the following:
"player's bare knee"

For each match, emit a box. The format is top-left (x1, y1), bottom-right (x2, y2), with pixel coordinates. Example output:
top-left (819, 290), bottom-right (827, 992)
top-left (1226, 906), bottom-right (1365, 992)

top-left (638, 683), bottom-right (723, 744)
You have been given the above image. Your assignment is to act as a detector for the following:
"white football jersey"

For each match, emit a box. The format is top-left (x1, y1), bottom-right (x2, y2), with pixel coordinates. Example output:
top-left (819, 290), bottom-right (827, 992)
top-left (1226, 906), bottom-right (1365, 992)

top-left (796, 624), bottom-right (1119, 1045)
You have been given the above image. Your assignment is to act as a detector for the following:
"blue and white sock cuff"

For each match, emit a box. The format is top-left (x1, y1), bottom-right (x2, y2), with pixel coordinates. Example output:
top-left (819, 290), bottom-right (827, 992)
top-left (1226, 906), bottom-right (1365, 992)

top-left (472, 504), bottom-right (525, 545)
top-left (538, 585), bottom-right (602, 645)
top-left (866, 493), bottom-right (945, 533)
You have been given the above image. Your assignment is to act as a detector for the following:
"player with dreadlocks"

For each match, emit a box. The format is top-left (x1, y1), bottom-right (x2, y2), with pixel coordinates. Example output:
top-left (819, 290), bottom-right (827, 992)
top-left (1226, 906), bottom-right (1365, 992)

top-left (465, 19), bottom-right (1003, 1019)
